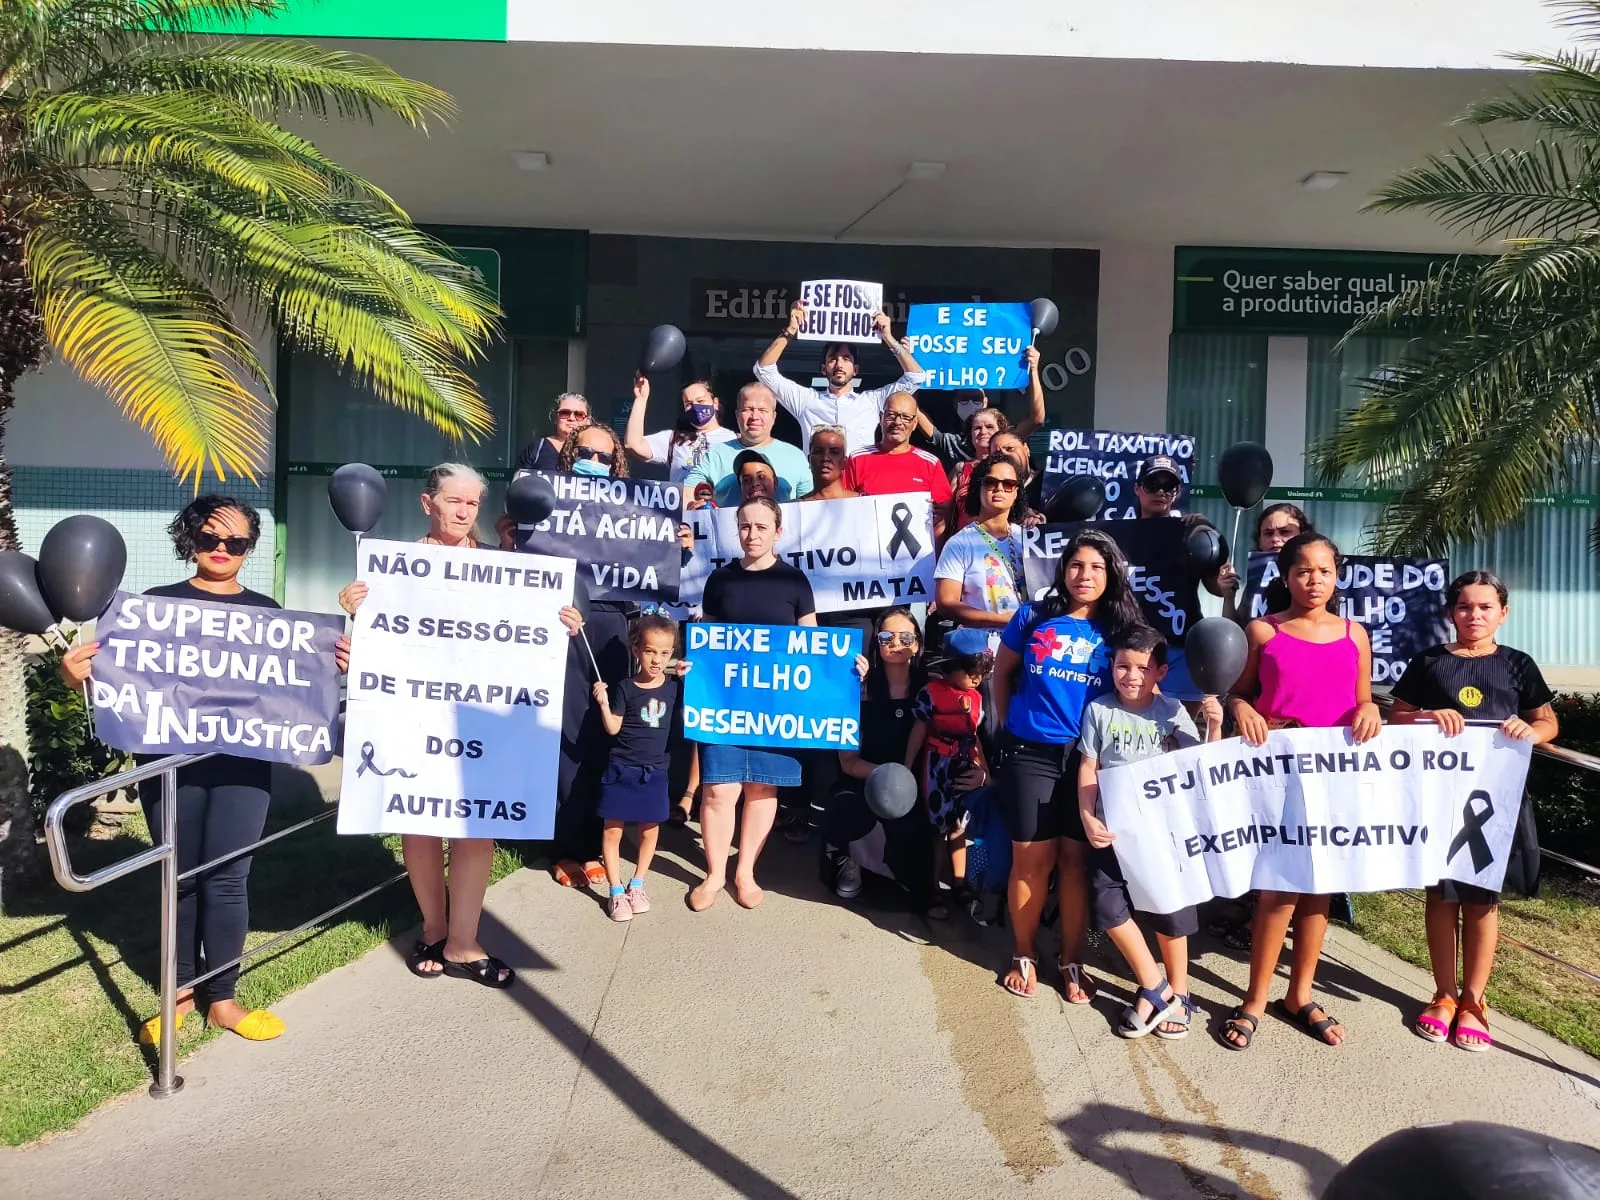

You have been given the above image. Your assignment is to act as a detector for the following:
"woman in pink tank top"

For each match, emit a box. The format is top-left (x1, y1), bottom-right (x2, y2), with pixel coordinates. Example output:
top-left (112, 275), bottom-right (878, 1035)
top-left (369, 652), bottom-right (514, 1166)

top-left (1220, 533), bottom-right (1381, 1052)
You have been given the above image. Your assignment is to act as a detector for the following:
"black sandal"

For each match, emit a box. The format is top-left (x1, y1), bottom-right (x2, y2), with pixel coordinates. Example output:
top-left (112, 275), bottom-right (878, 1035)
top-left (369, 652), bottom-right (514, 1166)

top-left (407, 939), bottom-right (446, 978)
top-left (442, 955), bottom-right (515, 989)
top-left (1275, 999), bottom-right (1342, 1045)
top-left (1218, 1007), bottom-right (1259, 1051)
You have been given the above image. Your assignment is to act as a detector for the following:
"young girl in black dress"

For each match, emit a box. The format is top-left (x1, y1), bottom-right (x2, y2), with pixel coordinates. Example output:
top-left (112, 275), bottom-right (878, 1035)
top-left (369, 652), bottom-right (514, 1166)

top-left (593, 615), bottom-right (682, 923)
top-left (1389, 570), bottom-right (1558, 1052)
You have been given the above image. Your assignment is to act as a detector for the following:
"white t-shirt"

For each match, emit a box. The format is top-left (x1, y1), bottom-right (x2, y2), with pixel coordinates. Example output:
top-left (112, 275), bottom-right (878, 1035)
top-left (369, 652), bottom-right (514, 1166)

top-left (933, 523), bottom-right (1023, 650)
top-left (642, 426), bottom-right (738, 482)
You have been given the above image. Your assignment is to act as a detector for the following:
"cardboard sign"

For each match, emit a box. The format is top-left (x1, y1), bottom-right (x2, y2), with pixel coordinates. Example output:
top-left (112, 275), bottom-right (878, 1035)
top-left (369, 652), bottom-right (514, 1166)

top-left (90, 591), bottom-right (343, 764)
top-left (336, 540), bottom-right (572, 840)
top-left (514, 471), bottom-right (682, 602)
top-left (904, 302), bottom-right (1032, 390)
top-left (1041, 430), bottom-right (1197, 515)
top-left (1100, 727), bottom-right (1533, 912)
top-left (797, 279), bottom-right (883, 343)
top-left (683, 623), bottom-right (863, 750)
top-left (1243, 552), bottom-right (1451, 685)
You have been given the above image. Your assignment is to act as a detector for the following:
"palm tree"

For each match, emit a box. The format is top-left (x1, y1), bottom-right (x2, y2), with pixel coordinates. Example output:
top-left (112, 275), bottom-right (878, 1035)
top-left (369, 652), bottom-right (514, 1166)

top-left (0, 0), bottom-right (499, 898)
top-left (1312, 0), bottom-right (1600, 556)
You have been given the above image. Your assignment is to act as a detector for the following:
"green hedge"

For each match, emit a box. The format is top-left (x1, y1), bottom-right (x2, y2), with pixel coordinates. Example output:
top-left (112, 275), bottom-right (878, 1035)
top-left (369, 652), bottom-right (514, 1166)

top-left (1529, 692), bottom-right (1600, 867)
top-left (24, 647), bottom-right (129, 830)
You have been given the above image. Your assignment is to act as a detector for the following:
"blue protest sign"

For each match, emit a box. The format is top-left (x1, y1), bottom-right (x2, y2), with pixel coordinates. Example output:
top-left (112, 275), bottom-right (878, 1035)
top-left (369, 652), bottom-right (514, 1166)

top-left (90, 590), bottom-right (344, 764)
top-left (682, 622), bottom-right (863, 749)
top-left (905, 302), bottom-right (1032, 390)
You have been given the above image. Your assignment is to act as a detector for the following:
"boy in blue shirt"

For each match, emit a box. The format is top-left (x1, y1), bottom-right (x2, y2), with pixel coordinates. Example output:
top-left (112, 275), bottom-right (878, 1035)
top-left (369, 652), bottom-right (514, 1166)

top-left (1077, 625), bottom-right (1222, 1039)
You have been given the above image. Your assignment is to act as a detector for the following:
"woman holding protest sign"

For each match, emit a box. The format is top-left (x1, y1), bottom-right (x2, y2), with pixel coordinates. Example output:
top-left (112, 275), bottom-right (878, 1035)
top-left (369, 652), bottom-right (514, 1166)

top-left (1389, 571), bottom-right (1558, 1052)
top-left (624, 374), bottom-right (737, 483)
top-left (1220, 532), bottom-right (1381, 1050)
top-left (991, 529), bottom-right (1143, 1001)
top-left (339, 464), bottom-right (585, 986)
top-left (60, 496), bottom-right (321, 1043)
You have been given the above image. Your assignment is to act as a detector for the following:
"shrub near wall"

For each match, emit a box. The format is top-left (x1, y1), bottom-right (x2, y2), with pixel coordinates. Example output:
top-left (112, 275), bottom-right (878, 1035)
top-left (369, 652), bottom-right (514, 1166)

top-left (1528, 693), bottom-right (1600, 868)
top-left (25, 648), bottom-right (128, 834)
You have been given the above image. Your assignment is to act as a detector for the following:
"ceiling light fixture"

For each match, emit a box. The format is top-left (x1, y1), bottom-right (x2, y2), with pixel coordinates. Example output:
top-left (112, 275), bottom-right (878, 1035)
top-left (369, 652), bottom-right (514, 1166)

top-left (512, 151), bottom-right (551, 172)
top-left (1301, 170), bottom-right (1348, 191)
top-left (905, 160), bottom-right (947, 182)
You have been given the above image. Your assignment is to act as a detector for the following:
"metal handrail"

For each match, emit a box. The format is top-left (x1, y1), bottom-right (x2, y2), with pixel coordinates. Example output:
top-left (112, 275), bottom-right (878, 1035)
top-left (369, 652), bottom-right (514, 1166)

top-left (44, 751), bottom-right (406, 1100)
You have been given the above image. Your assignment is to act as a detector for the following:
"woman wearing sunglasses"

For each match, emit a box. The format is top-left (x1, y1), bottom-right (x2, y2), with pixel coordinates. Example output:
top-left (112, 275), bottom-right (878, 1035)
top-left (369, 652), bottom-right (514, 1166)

top-left (934, 453), bottom-right (1029, 656)
top-left (61, 497), bottom-right (342, 1044)
top-left (515, 391), bottom-right (591, 473)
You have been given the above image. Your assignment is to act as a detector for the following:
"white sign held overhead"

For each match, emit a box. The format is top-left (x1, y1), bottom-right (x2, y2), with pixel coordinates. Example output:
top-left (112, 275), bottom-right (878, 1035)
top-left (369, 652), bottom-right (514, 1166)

top-left (336, 539), bottom-right (573, 840)
top-left (797, 279), bottom-right (884, 343)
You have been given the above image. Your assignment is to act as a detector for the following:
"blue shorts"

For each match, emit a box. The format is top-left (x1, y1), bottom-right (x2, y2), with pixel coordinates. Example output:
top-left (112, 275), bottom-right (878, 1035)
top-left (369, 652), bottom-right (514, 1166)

top-left (698, 744), bottom-right (802, 788)
top-left (1161, 647), bottom-right (1203, 702)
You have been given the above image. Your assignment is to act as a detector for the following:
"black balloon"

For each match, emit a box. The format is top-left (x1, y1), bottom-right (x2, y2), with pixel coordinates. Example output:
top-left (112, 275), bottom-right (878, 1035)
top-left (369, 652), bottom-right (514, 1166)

top-left (1216, 441), bottom-right (1274, 510)
top-left (1183, 523), bottom-right (1228, 574)
top-left (505, 474), bottom-right (556, 526)
top-left (1045, 474), bottom-right (1104, 523)
top-left (328, 463), bottom-right (387, 534)
top-left (1184, 617), bottom-right (1248, 696)
top-left (37, 516), bottom-right (127, 623)
top-left (865, 762), bottom-right (918, 821)
top-left (0, 550), bottom-right (57, 635)
top-left (1028, 297), bottom-right (1059, 338)
top-left (640, 324), bottom-right (687, 373)
top-left (1322, 1122), bottom-right (1600, 1200)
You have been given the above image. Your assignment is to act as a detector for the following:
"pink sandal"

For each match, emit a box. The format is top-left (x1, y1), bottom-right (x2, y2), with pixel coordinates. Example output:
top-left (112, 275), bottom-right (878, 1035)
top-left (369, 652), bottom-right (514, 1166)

top-left (1454, 999), bottom-right (1493, 1052)
top-left (1415, 994), bottom-right (1456, 1043)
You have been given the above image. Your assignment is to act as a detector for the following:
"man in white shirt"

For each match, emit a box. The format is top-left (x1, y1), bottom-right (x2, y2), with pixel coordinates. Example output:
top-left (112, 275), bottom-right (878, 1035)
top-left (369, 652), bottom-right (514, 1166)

top-left (753, 300), bottom-right (924, 454)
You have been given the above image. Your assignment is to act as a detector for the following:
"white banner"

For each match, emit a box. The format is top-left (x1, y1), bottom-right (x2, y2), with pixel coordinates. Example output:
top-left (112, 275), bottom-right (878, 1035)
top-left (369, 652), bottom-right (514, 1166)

top-left (1098, 726), bottom-right (1533, 914)
top-left (679, 492), bottom-right (934, 613)
top-left (336, 539), bottom-right (573, 839)
top-left (797, 279), bottom-right (883, 343)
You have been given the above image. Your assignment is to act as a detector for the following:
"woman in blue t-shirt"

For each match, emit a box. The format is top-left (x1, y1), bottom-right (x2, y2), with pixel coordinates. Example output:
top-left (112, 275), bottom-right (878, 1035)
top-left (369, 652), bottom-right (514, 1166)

top-left (992, 529), bottom-right (1143, 1001)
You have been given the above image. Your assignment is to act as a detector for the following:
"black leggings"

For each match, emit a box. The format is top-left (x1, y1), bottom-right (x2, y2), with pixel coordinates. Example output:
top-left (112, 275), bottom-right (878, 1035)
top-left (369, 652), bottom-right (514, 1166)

top-left (141, 784), bottom-right (271, 1004)
top-left (820, 783), bottom-right (936, 907)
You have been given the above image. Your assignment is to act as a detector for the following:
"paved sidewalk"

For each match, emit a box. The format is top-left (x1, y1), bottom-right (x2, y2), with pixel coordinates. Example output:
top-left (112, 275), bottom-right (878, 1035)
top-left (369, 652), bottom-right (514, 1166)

top-left (6, 828), bottom-right (1598, 1200)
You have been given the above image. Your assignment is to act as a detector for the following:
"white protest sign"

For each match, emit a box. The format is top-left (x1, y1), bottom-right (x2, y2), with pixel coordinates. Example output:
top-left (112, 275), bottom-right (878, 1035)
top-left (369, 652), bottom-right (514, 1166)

top-left (337, 539), bottom-right (573, 840)
top-left (798, 279), bottom-right (884, 344)
top-left (680, 493), bottom-right (934, 613)
top-left (1098, 726), bottom-right (1532, 914)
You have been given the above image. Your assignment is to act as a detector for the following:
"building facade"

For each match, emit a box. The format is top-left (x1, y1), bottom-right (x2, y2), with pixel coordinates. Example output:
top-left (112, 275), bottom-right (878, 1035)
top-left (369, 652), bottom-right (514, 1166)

top-left (9, 1), bottom-right (1596, 668)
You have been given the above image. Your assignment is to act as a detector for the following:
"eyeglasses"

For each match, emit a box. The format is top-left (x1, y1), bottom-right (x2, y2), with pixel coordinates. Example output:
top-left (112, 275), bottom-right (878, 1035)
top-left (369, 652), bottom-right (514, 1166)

top-left (556, 408), bottom-right (588, 421)
top-left (1140, 479), bottom-right (1179, 494)
top-left (195, 532), bottom-right (252, 556)
top-left (982, 478), bottom-right (1020, 493)
top-left (882, 410), bottom-right (916, 425)
top-left (575, 447), bottom-right (614, 465)
top-left (875, 631), bottom-right (919, 646)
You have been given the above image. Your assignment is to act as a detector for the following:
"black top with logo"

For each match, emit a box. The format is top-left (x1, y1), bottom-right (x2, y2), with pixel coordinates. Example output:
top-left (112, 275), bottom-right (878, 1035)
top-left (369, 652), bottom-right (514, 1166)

top-left (607, 677), bottom-right (679, 768)
top-left (1391, 645), bottom-right (1553, 722)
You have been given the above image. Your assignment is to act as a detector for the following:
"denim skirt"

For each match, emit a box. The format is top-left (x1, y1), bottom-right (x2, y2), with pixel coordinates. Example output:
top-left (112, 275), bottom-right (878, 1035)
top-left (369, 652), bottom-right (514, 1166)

top-left (699, 743), bottom-right (802, 788)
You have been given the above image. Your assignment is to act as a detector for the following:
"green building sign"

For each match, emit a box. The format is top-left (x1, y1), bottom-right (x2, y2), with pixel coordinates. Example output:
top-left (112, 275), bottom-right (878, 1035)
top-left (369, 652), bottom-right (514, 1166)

top-left (1173, 246), bottom-right (1465, 335)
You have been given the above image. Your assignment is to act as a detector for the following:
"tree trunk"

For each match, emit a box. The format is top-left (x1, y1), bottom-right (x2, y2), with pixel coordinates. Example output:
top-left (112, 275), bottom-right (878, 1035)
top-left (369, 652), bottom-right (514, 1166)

top-left (0, 212), bottom-right (49, 908)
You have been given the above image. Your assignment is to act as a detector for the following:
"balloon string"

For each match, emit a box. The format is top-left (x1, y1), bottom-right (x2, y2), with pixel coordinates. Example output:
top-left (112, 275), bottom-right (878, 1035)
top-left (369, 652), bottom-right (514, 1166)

top-left (1229, 508), bottom-right (1244, 576)
top-left (579, 629), bottom-right (603, 679)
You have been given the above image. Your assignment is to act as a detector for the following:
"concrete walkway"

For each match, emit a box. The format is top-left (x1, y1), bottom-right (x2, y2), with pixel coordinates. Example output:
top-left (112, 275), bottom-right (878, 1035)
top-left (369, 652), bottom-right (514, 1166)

top-left (6, 828), bottom-right (1598, 1200)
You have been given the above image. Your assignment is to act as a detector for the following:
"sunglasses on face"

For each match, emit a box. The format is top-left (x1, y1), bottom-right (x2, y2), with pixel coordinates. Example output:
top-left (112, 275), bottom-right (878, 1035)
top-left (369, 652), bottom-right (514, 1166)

top-left (1141, 479), bottom-right (1179, 494)
top-left (575, 447), bottom-right (614, 465)
top-left (875, 631), bottom-right (918, 647)
top-left (983, 478), bottom-right (1020, 493)
top-left (556, 408), bottom-right (588, 421)
top-left (196, 532), bottom-right (251, 556)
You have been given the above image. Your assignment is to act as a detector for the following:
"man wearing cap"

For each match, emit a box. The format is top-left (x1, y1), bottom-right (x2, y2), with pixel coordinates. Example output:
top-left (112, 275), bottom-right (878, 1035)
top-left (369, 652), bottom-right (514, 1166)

top-left (733, 450), bottom-right (778, 502)
top-left (683, 382), bottom-right (812, 508)
top-left (1134, 454), bottom-right (1229, 702)
top-left (849, 391), bottom-right (952, 542)
top-left (754, 300), bottom-right (925, 454)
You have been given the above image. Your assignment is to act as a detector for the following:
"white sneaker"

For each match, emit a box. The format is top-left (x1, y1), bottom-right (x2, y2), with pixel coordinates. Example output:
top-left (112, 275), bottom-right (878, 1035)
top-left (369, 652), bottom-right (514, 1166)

top-left (834, 857), bottom-right (862, 900)
top-left (607, 893), bottom-right (632, 922)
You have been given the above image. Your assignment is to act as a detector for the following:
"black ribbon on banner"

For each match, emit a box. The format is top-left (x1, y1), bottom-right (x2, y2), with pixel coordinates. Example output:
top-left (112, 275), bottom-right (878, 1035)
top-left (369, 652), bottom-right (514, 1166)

top-left (356, 741), bottom-right (417, 779)
top-left (1446, 789), bottom-right (1495, 873)
top-left (886, 502), bottom-right (921, 559)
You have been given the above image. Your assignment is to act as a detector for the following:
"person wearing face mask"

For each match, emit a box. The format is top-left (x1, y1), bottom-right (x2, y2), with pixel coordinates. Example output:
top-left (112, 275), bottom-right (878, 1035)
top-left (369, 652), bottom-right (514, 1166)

top-left (754, 301), bottom-right (925, 454)
top-left (917, 346), bottom-right (1044, 466)
top-left (516, 392), bottom-right (591, 472)
top-left (623, 373), bottom-right (737, 483)
top-left (682, 383), bottom-right (814, 508)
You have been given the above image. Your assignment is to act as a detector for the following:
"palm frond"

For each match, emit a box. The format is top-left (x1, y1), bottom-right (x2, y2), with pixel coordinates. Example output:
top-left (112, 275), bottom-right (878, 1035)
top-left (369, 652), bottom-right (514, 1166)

top-left (1365, 140), bottom-right (1600, 238)
top-left (26, 218), bottom-right (271, 483)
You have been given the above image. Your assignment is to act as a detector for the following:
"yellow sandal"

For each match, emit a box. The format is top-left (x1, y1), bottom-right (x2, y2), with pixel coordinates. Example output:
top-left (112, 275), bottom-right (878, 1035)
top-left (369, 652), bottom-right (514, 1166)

top-left (228, 1010), bottom-right (285, 1041)
top-left (136, 1010), bottom-right (188, 1046)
